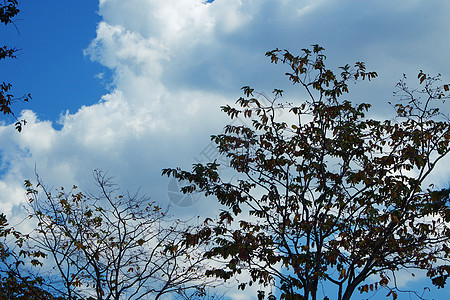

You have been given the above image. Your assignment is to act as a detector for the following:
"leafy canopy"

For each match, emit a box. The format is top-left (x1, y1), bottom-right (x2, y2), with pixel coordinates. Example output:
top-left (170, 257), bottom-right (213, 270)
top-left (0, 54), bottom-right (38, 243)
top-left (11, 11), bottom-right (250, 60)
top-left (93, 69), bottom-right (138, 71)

top-left (164, 45), bottom-right (450, 300)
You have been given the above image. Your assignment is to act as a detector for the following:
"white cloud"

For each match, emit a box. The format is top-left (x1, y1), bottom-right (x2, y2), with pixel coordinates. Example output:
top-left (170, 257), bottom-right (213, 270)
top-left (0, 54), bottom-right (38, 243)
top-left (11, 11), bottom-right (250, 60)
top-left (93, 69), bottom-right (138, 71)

top-left (1, 0), bottom-right (449, 211)
top-left (1, 1), bottom-right (450, 297)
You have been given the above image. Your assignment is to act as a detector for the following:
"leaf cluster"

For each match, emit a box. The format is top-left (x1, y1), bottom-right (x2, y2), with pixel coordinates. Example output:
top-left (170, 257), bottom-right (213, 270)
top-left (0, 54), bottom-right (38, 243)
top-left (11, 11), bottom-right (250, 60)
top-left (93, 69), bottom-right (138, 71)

top-left (1, 0), bottom-right (30, 131)
top-left (0, 213), bottom-right (59, 299)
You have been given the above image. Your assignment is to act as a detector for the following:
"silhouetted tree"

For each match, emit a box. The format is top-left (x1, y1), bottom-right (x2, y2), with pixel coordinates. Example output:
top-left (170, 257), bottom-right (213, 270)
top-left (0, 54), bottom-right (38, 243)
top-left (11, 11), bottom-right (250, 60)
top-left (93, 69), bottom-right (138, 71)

top-left (25, 170), bottom-right (217, 300)
top-left (164, 45), bottom-right (450, 300)
top-left (0, 213), bottom-right (59, 299)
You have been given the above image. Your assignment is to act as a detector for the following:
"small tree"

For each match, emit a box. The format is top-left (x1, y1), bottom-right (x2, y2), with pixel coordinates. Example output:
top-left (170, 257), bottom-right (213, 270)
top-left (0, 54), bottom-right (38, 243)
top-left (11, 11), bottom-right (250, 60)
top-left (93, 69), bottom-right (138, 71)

top-left (1, 0), bottom-right (30, 131)
top-left (164, 45), bottom-right (450, 300)
top-left (26, 170), bottom-right (215, 300)
top-left (0, 213), bottom-right (56, 299)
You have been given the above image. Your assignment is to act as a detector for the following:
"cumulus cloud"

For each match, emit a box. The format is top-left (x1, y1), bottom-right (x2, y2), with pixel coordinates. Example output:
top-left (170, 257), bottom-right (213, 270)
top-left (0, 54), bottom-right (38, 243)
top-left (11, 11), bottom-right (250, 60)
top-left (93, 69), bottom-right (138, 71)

top-left (1, 0), bottom-right (450, 227)
top-left (0, 1), bottom-right (449, 299)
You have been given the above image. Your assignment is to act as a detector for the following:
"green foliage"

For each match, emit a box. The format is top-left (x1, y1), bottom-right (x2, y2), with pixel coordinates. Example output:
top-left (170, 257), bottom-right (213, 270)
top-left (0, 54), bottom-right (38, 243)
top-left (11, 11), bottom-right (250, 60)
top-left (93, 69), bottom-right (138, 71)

top-left (164, 45), bottom-right (450, 300)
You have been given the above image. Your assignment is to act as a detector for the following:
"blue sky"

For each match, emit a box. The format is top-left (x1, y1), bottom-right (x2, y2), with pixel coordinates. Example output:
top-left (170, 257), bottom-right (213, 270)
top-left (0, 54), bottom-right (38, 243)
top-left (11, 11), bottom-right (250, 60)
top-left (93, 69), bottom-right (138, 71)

top-left (2, 1), bottom-right (107, 122)
top-left (1, 0), bottom-right (450, 299)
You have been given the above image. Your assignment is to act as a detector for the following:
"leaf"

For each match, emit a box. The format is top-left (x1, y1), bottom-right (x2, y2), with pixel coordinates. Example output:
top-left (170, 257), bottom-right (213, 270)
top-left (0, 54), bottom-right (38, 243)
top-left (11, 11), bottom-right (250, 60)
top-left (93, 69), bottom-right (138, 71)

top-left (241, 86), bottom-right (254, 97)
top-left (339, 269), bottom-right (346, 279)
top-left (418, 70), bottom-right (426, 84)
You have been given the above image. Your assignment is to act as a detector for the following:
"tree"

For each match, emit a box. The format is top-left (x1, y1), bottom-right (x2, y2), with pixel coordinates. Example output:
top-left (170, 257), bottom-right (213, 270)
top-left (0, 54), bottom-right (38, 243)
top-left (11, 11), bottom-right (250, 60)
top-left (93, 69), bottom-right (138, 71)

top-left (1, 0), bottom-right (30, 131)
top-left (25, 170), bottom-right (216, 300)
top-left (0, 213), bottom-right (58, 299)
top-left (163, 45), bottom-right (450, 300)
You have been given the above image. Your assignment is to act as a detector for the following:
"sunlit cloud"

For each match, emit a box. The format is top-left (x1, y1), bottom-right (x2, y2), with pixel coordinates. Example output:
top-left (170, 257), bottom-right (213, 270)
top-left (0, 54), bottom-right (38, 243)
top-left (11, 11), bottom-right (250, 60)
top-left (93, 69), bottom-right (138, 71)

top-left (1, 0), bottom-right (449, 230)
